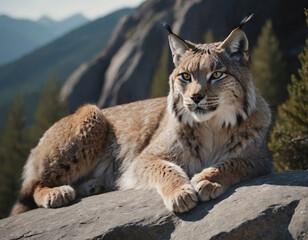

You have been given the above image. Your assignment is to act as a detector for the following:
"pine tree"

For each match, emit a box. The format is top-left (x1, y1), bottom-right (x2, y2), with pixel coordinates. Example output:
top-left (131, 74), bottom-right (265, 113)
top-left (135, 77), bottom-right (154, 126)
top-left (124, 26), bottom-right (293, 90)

top-left (269, 11), bottom-right (308, 171)
top-left (0, 95), bottom-right (29, 218)
top-left (29, 75), bottom-right (68, 147)
top-left (204, 29), bottom-right (214, 43)
top-left (251, 19), bottom-right (287, 109)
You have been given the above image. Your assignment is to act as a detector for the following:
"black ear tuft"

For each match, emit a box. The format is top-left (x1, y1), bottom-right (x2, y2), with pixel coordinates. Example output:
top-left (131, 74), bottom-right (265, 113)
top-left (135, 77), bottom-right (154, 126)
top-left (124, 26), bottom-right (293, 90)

top-left (161, 21), bottom-right (173, 34)
top-left (239, 14), bottom-right (254, 29)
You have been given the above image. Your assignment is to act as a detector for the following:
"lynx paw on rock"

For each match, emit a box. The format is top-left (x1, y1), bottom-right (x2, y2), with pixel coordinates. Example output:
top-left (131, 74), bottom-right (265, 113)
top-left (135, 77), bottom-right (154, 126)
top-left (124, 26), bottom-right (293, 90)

top-left (34, 185), bottom-right (76, 208)
top-left (162, 184), bottom-right (198, 213)
top-left (191, 178), bottom-right (225, 202)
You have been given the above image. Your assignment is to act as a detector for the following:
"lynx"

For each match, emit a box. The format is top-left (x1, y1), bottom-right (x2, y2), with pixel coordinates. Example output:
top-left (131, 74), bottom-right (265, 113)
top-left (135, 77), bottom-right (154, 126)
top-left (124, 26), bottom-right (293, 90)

top-left (11, 17), bottom-right (272, 216)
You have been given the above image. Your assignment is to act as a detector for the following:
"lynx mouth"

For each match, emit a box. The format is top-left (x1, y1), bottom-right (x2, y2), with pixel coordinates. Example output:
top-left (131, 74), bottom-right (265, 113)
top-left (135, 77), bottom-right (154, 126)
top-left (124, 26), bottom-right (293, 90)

top-left (193, 105), bottom-right (218, 114)
top-left (195, 107), bottom-right (207, 113)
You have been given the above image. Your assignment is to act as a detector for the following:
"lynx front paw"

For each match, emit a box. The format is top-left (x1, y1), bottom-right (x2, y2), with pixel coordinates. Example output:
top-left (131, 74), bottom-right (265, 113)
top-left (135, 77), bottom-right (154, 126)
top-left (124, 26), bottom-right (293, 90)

top-left (191, 178), bottom-right (225, 202)
top-left (34, 185), bottom-right (76, 208)
top-left (162, 184), bottom-right (198, 213)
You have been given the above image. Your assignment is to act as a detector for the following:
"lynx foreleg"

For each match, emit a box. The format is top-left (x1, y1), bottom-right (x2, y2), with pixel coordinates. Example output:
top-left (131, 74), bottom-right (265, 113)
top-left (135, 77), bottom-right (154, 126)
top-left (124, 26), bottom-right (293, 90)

top-left (191, 158), bottom-right (254, 201)
top-left (120, 155), bottom-right (198, 213)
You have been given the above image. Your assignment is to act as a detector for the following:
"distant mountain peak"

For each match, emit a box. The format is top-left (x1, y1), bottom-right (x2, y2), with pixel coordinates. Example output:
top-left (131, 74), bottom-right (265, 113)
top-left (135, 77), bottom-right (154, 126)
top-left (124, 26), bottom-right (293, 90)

top-left (65, 13), bottom-right (88, 21)
top-left (0, 11), bottom-right (91, 67)
top-left (37, 13), bottom-right (88, 25)
top-left (0, 14), bottom-right (10, 19)
top-left (61, 13), bottom-right (89, 25)
top-left (37, 15), bottom-right (56, 25)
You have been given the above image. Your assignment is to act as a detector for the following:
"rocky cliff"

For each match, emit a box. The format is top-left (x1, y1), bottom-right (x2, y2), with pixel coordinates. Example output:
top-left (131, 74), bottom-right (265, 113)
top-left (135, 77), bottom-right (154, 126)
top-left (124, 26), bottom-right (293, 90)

top-left (60, 0), bottom-right (307, 112)
top-left (1, 171), bottom-right (307, 240)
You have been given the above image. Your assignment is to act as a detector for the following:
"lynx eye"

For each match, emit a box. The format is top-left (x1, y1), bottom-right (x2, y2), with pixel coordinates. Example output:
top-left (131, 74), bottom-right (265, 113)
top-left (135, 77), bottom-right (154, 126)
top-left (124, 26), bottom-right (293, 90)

top-left (210, 71), bottom-right (227, 83)
top-left (179, 72), bottom-right (191, 84)
top-left (212, 71), bottom-right (223, 79)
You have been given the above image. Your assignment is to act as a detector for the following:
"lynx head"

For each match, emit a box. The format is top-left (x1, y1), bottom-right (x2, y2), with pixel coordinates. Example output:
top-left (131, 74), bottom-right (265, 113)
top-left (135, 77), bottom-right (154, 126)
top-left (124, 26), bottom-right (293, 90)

top-left (165, 18), bottom-right (256, 128)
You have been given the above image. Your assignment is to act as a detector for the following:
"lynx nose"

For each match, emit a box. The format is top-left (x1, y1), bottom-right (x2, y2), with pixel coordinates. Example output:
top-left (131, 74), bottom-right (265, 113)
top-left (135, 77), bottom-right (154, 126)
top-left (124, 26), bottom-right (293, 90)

top-left (191, 94), bottom-right (204, 104)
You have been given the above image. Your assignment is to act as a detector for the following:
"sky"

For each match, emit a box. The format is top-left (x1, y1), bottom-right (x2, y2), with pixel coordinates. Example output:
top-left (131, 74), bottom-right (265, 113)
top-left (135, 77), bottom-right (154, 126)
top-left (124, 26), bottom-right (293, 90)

top-left (0, 0), bottom-right (145, 21)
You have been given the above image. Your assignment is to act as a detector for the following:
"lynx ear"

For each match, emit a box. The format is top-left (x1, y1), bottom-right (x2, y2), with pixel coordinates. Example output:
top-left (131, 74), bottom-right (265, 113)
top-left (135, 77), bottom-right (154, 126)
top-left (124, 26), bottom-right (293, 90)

top-left (219, 28), bottom-right (249, 64)
top-left (163, 23), bottom-right (190, 67)
top-left (168, 34), bottom-right (190, 66)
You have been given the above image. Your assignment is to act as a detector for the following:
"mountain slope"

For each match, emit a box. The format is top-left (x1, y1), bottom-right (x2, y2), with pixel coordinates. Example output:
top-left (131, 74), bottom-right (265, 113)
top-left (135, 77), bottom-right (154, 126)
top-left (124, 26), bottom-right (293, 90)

top-left (61, 0), bottom-right (307, 112)
top-left (37, 14), bottom-right (89, 37)
top-left (0, 8), bottom-right (135, 129)
top-left (0, 15), bottom-right (54, 66)
top-left (0, 14), bottom-right (89, 66)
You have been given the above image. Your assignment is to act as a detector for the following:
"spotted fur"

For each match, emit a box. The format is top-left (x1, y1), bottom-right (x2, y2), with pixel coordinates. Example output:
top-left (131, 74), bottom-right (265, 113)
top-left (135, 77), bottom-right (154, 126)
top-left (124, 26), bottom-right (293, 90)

top-left (10, 23), bottom-right (272, 216)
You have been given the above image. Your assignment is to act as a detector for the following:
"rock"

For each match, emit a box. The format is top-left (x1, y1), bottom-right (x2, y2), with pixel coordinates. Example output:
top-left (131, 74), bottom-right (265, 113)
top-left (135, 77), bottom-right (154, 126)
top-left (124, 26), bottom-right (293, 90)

top-left (60, 0), bottom-right (307, 113)
top-left (0, 171), bottom-right (307, 240)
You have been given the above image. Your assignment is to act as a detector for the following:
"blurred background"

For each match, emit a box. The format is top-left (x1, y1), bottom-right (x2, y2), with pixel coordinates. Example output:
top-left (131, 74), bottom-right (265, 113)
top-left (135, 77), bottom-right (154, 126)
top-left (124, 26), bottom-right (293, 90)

top-left (0, 0), bottom-right (307, 218)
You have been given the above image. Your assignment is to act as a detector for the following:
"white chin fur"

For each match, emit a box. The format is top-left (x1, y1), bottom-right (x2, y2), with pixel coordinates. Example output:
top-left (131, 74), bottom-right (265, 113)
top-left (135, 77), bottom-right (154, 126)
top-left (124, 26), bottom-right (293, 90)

top-left (190, 105), bottom-right (245, 128)
top-left (191, 111), bottom-right (216, 122)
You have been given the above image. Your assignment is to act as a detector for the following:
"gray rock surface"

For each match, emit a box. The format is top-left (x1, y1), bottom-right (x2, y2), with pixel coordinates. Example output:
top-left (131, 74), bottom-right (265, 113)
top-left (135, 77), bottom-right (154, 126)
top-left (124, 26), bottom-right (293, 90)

top-left (0, 171), bottom-right (307, 240)
top-left (60, 0), bottom-right (307, 112)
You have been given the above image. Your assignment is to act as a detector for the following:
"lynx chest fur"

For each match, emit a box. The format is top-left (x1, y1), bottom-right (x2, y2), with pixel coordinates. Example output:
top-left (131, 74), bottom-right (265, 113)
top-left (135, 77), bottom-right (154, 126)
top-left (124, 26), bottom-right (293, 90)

top-left (11, 18), bottom-right (272, 216)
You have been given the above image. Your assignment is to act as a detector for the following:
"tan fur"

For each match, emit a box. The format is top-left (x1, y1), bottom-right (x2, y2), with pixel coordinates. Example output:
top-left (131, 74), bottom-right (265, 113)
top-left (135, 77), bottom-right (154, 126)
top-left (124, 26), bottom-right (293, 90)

top-left (10, 27), bottom-right (272, 216)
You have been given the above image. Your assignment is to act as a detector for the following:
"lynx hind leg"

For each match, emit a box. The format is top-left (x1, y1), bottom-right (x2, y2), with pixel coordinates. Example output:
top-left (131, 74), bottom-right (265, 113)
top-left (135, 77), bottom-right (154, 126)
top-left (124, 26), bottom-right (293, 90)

top-left (33, 185), bottom-right (76, 208)
top-left (19, 104), bottom-right (108, 212)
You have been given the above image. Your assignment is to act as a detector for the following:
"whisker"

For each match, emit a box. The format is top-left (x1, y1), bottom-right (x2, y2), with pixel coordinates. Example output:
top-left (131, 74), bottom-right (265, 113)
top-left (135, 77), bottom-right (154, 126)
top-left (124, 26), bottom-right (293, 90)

top-left (185, 104), bottom-right (195, 108)
top-left (199, 103), bottom-right (218, 107)
top-left (178, 107), bottom-right (187, 115)
top-left (198, 104), bottom-right (219, 109)
top-left (201, 102), bottom-right (219, 105)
